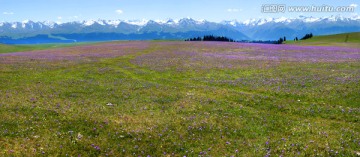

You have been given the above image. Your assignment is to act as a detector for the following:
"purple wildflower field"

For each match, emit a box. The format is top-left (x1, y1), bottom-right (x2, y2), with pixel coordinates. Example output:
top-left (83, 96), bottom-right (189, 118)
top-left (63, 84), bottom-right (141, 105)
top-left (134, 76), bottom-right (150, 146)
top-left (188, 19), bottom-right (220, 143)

top-left (0, 41), bottom-right (150, 63)
top-left (0, 41), bottom-right (359, 156)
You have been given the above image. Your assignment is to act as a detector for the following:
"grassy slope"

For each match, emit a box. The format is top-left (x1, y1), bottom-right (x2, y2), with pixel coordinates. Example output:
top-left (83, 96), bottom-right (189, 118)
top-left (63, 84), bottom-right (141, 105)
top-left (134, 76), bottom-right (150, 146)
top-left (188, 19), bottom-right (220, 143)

top-left (0, 42), bottom-right (98, 54)
top-left (286, 32), bottom-right (360, 47)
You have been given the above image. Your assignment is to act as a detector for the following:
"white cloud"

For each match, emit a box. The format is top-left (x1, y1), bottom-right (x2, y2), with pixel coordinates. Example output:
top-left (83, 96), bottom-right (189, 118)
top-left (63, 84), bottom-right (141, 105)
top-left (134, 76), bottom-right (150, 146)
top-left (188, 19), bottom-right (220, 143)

top-left (227, 9), bottom-right (241, 12)
top-left (115, 9), bottom-right (123, 14)
top-left (350, 4), bottom-right (358, 8)
top-left (3, 12), bottom-right (14, 15)
top-left (57, 16), bottom-right (63, 20)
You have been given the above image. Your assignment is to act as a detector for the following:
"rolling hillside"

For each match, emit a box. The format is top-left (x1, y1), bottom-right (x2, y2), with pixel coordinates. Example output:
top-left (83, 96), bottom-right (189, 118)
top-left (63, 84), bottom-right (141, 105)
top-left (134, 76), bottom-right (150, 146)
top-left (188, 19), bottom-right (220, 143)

top-left (0, 42), bottom-right (96, 53)
top-left (287, 32), bottom-right (360, 47)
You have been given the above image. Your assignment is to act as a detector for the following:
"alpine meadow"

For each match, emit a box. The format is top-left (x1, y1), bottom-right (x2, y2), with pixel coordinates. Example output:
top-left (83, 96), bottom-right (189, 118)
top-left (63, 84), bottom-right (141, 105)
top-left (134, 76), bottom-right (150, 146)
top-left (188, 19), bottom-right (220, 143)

top-left (0, 0), bottom-right (360, 156)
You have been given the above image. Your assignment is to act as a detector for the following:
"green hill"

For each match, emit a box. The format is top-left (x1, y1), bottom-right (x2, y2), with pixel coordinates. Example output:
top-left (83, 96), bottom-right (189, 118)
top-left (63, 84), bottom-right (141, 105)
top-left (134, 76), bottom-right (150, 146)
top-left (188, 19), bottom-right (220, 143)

top-left (0, 42), bottom-right (96, 54)
top-left (286, 32), bottom-right (360, 47)
top-left (0, 44), bottom-right (37, 53)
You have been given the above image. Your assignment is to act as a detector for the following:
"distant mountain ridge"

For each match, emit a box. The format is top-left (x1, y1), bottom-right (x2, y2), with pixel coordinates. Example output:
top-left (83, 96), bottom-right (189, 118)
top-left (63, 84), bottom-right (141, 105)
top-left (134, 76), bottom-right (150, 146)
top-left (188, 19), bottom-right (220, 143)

top-left (1, 15), bottom-right (359, 44)
top-left (222, 15), bottom-right (360, 40)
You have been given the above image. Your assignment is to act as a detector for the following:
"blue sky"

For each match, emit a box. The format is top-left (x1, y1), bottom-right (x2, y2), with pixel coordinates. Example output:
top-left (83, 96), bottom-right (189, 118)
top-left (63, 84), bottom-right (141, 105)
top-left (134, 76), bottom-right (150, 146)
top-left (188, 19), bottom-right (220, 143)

top-left (0, 0), bottom-right (359, 22)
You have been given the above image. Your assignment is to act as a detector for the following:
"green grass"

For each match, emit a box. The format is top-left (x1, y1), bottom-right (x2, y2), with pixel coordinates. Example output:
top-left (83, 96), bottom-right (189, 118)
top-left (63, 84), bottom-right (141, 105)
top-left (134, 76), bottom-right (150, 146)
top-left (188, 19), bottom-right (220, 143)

top-left (0, 42), bottom-right (98, 54)
top-left (286, 32), bottom-right (360, 47)
top-left (0, 41), bottom-right (359, 156)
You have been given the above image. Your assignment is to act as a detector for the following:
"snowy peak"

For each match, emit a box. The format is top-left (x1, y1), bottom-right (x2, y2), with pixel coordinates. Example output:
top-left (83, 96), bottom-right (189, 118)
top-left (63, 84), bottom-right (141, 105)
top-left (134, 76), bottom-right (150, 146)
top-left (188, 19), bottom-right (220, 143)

top-left (178, 18), bottom-right (206, 25)
top-left (236, 15), bottom-right (360, 26)
top-left (221, 20), bottom-right (240, 26)
top-left (1, 15), bottom-right (359, 30)
top-left (21, 20), bottom-right (34, 28)
top-left (146, 20), bottom-right (159, 25)
top-left (82, 19), bottom-right (107, 26)
top-left (11, 23), bottom-right (18, 29)
top-left (106, 20), bottom-right (121, 27)
top-left (164, 19), bottom-right (178, 25)
top-left (350, 14), bottom-right (360, 20)
top-left (302, 17), bottom-right (320, 23)
top-left (42, 21), bottom-right (58, 28)
top-left (124, 19), bottom-right (149, 26)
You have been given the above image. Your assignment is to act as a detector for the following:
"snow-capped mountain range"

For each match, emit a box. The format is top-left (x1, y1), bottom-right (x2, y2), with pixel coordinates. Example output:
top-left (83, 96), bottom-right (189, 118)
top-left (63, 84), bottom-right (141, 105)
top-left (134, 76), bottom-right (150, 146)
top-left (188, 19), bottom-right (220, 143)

top-left (223, 15), bottom-right (360, 26)
top-left (0, 15), bottom-right (359, 44)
